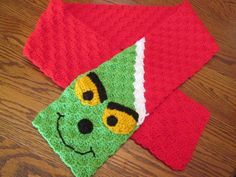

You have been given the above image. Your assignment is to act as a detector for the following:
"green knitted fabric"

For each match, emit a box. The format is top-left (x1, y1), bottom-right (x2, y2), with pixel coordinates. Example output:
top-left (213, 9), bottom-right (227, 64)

top-left (33, 44), bottom-right (139, 177)
top-left (95, 45), bottom-right (136, 109)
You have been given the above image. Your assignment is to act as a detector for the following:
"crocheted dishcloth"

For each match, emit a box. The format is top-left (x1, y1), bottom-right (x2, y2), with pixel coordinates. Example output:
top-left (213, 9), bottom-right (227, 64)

top-left (24, 0), bottom-right (218, 171)
top-left (33, 42), bottom-right (143, 177)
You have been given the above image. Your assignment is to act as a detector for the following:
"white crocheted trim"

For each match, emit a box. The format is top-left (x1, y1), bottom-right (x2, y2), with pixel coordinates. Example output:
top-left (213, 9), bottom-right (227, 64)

top-left (134, 37), bottom-right (148, 125)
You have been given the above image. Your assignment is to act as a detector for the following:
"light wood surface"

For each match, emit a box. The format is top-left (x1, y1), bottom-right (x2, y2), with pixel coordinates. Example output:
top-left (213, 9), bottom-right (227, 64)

top-left (0, 0), bottom-right (235, 177)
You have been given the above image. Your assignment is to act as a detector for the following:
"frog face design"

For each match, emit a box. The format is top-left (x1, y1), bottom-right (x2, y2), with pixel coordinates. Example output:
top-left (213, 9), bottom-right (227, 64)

top-left (33, 38), bottom-right (146, 177)
top-left (55, 71), bottom-right (139, 157)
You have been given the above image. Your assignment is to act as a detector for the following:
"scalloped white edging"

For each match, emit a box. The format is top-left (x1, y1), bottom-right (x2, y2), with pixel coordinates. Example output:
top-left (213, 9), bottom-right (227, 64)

top-left (133, 37), bottom-right (148, 125)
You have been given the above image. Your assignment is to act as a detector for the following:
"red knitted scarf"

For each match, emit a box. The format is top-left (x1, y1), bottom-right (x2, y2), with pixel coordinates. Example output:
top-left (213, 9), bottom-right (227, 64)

top-left (24, 0), bottom-right (218, 170)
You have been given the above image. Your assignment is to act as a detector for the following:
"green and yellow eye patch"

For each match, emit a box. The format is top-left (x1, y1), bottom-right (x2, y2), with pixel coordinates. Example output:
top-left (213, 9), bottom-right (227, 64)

top-left (75, 72), bottom-right (107, 106)
top-left (75, 72), bottom-right (138, 135)
top-left (102, 102), bottom-right (138, 134)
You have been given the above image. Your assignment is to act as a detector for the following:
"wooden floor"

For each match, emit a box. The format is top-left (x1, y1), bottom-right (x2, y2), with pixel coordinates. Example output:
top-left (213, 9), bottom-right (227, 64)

top-left (0, 0), bottom-right (235, 177)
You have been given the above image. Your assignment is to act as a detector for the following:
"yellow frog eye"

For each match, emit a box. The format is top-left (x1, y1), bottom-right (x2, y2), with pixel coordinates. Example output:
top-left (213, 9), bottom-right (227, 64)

top-left (102, 102), bottom-right (139, 134)
top-left (75, 72), bottom-right (107, 106)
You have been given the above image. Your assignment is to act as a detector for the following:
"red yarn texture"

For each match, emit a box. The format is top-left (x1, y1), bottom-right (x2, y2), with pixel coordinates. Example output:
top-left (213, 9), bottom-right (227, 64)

top-left (24, 0), bottom-right (218, 170)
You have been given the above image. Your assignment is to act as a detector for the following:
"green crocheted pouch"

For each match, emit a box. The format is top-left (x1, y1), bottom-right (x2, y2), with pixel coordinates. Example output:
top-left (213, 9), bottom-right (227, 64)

top-left (33, 38), bottom-right (146, 177)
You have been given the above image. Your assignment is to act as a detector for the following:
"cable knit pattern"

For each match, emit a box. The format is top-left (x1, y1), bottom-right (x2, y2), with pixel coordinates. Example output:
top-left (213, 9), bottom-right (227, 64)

top-left (23, 0), bottom-right (218, 171)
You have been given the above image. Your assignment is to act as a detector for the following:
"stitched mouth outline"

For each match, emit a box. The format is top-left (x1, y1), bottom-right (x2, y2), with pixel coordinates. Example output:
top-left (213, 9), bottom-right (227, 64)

top-left (56, 112), bottom-right (96, 157)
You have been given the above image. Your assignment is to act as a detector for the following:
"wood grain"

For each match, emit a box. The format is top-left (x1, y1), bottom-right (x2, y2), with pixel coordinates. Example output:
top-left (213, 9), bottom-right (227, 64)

top-left (0, 0), bottom-right (235, 177)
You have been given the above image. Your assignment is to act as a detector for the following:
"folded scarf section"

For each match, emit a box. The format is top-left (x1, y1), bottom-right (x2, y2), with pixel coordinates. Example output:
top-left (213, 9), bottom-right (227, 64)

top-left (24, 0), bottom-right (218, 175)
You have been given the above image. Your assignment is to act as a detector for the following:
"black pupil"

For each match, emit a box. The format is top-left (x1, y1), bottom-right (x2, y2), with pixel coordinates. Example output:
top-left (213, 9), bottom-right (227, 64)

top-left (107, 115), bottom-right (118, 126)
top-left (83, 91), bottom-right (94, 101)
top-left (77, 119), bottom-right (93, 134)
